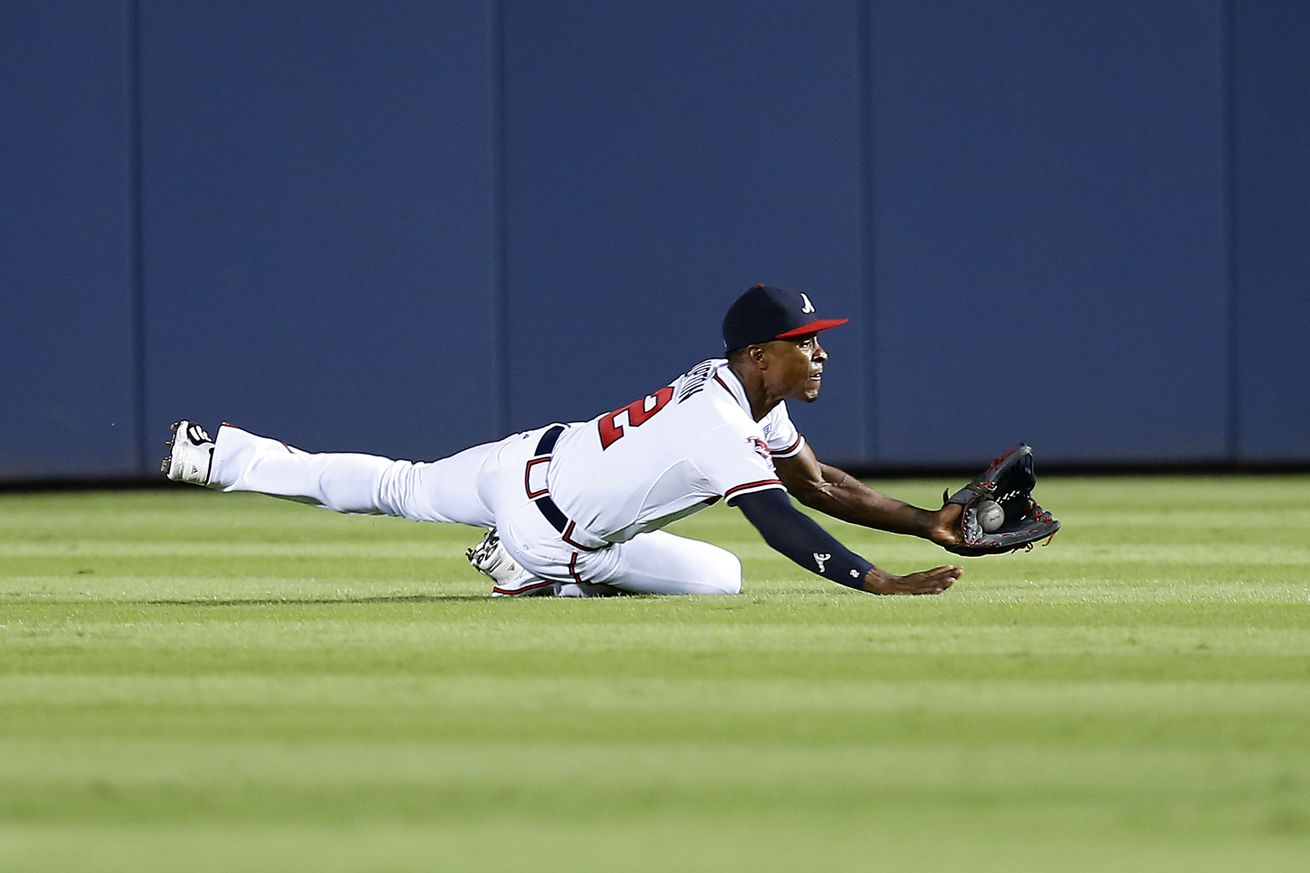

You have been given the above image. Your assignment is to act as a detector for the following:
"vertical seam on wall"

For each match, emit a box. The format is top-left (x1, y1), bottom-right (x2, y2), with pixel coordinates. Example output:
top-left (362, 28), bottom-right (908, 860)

top-left (128, 0), bottom-right (148, 474)
top-left (492, 0), bottom-right (511, 435)
top-left (1222, 0), bottom-right (1240, 462)
top-left (856, 0), bottom-right (877, 461)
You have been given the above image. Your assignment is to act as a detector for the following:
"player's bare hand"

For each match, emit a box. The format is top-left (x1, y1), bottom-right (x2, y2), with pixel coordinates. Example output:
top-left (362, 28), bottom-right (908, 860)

top-left (926, 502), bottom-right (964, 548)
top-left (861, 564), bottom-right (962, 595)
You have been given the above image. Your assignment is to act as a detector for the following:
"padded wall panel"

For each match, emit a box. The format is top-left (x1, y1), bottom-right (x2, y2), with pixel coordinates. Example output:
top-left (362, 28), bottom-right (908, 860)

top-left (139, 1), bottom-right (499, 462)
top-left (500, 1), bottom-right (868, 460)
top-left (1232, 1), bottom-right (1310, 462)
top-left (867, 1), bottom-right (1228, 465)
top-left (0, 1), bottom-right (138, 480)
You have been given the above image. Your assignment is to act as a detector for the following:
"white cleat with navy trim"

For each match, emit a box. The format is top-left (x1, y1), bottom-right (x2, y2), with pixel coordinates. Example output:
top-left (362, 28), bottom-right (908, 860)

top-left (466, 529), bottom-right (557, 597)
top-left (161, 420), bottom-right (216, 486)
top-left (466, 531), bottom-right (627, 598)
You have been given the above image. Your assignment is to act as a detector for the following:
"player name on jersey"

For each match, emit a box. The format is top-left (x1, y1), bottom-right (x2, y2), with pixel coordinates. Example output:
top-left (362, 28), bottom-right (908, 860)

top-left (675, 359), bottom-right (717, 403)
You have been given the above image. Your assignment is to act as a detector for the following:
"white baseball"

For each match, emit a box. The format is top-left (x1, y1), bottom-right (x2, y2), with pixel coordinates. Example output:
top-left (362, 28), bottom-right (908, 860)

top-left (977, 499), bottom-right (1005, 533)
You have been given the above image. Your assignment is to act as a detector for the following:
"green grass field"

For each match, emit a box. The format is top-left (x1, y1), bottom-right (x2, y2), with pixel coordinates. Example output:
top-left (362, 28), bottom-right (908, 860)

top-left (2, 477), bottom-right (1308, 872)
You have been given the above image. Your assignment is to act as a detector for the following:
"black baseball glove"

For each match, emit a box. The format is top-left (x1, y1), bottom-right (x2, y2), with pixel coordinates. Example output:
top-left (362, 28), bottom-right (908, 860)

top-left (943, 445), bottom-right (1060, 556)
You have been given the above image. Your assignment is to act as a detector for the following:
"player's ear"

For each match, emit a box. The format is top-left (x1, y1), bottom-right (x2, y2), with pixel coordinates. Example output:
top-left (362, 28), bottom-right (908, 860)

top-left (749, 343), bottom-right (767, 368)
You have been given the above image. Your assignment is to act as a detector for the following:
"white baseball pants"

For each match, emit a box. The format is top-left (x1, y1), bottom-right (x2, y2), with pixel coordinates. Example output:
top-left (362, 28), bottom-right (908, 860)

top-left (208, 424), bottom-right (742, 596)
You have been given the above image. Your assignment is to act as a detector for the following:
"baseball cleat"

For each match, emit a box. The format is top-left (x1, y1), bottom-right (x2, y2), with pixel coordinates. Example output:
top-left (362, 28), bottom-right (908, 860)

top-left (161, 420), bottom-right (216, 486)
top-left (466, 529), bottom-right (555, 596)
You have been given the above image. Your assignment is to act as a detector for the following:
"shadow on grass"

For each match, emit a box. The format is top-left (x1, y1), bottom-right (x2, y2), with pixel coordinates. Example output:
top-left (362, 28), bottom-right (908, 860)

top-left (139, 594), bottom-right (492, 606)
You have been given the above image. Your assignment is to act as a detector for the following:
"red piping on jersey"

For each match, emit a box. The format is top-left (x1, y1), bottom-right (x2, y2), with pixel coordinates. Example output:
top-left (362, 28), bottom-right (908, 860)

top-left (562, 520), bottom-right (603, 552)
top-left (770, 434), bottom-right (803, 456)
top-left (568, 552), bottom-right (587, 585)
top-left (724, 479), bottom-right (784, 501)
top-left (712, 373), bottom-right (735, 396)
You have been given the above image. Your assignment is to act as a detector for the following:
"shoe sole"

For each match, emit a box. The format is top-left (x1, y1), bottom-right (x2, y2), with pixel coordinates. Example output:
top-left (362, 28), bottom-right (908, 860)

top-left (160, 420), bottom-right (183, 475)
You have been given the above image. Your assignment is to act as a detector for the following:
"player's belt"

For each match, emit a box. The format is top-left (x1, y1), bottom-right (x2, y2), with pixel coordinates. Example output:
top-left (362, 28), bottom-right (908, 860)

top-left (534, 423), bottom-right (564, 457)
top-left (524, 424), bottom-right (608, 552)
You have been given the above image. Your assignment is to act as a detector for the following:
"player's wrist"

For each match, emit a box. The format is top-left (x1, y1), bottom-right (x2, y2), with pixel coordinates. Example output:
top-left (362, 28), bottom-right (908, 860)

top-left (861, 567), bottom-right (905, 595)
top-left (925, 504), bottom-right (962, 545)
top-left (860, 567), bottom-right (886, 592)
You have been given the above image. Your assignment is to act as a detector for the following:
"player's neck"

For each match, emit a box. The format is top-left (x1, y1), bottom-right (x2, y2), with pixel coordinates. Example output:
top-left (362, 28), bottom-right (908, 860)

top-left (726, 359), bottom-right (782, 421)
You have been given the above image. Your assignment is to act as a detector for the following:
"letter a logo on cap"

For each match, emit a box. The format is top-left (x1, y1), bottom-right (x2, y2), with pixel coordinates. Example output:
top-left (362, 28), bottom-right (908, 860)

top-left (722, 284), bottom-right (849, 350)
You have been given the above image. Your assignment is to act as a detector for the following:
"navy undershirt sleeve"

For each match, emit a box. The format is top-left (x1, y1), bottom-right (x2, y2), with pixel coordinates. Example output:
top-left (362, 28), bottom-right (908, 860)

top-left (731, 488), bottom-right (875, 590)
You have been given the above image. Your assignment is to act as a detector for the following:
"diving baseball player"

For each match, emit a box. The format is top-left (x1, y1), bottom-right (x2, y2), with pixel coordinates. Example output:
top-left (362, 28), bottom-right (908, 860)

top-left (162, 285), bottom-right (966, 597)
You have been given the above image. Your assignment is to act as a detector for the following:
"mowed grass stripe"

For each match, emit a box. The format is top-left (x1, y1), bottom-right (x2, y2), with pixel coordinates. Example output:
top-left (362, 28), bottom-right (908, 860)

top-left (0, 820), bottom-right (1302, 873)
top-left (14, 540), bottom-right (1310, 569)
top-left (3, 613), bottom-right (1306, 654)
top-left (1, 741), bottom-right (1299, 821)
top-left (3, 673), bottom-right (1307, 709)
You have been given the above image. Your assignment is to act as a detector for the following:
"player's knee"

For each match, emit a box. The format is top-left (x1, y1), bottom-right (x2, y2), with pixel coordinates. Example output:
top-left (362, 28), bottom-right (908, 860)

top-left (706, 550), bottom-right (742, 595)
top-left (373, 459), bottom-right (421, 518)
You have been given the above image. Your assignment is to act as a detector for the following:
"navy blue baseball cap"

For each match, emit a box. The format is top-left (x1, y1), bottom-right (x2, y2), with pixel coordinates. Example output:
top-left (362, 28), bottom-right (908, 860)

top-left (722, 284), bottom-right (849, 351)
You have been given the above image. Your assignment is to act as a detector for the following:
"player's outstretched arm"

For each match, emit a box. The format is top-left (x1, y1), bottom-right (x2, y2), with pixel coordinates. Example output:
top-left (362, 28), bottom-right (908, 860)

top-left (732, 488), bottom-right (961, 595)
top-left (774, 444), bottom-right (962, 547)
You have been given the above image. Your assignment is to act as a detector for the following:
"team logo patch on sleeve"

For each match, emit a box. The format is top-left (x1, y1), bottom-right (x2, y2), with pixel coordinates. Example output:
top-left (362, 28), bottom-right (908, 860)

top-left (748, 437), bottom-right (772, 463)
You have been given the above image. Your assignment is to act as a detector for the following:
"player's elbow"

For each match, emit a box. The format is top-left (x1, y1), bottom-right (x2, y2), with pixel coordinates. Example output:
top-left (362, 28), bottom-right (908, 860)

top-left (783, 478), bottom-right (829, 510)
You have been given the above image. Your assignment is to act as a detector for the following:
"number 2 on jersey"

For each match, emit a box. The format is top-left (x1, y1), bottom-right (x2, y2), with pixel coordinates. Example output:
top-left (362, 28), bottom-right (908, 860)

top-left (598, 386), bottom-right (674, 449)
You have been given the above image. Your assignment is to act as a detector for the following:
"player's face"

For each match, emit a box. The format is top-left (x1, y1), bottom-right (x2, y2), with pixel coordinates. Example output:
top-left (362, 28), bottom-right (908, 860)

top-left (764, 334), bottom-right (828, 403)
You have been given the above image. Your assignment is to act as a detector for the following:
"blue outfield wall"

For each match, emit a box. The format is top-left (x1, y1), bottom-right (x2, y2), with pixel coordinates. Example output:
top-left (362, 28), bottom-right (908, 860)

top-left (2, 1), bottom-right (1308, 481)
top-left (1, 0), bottom-right (138, 479)
top-left (868, 1), bottom-right (1229, 466)
top-left (499, 0), bottom-right (869, 461)
top-left (136, 1), bottom-right (501, 464)
top-left (1231, 0), bottom-right (1310, 463)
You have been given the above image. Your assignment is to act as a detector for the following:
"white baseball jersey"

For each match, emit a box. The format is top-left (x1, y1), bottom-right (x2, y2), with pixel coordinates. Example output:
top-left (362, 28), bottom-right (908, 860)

top-left (545, 358), bottom-right (806, 543)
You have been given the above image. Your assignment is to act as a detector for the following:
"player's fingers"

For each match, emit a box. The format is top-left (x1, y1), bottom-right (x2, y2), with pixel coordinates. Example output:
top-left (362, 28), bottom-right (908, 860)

top-left (914, 565), bottom-right (961, 594)
top-left (934, 573), bottom-right (956, 592)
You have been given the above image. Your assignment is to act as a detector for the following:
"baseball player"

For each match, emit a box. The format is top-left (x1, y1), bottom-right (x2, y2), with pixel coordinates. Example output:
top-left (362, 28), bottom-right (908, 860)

top-left (162, 285), bottom-right (966, 597)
